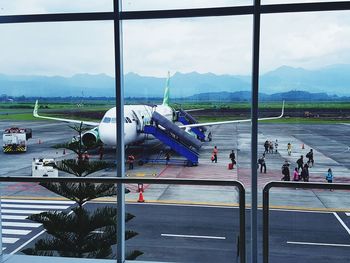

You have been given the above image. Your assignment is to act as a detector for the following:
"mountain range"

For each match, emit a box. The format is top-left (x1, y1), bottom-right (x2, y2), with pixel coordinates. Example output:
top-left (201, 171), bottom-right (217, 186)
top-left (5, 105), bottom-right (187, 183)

top-left (1, 64), bottom-right (350, 98)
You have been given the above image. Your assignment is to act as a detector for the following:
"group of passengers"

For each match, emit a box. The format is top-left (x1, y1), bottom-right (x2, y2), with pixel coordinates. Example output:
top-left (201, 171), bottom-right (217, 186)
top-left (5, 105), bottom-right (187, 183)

top-left (263, 140), bottom-right (279, 155)
top-left (281, 148), bottom-right (314, 182)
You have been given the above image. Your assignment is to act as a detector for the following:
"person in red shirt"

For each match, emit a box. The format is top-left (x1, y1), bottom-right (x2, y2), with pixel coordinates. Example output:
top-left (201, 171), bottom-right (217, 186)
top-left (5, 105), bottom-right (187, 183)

top-left (212, 146), bottom-right (218, 163)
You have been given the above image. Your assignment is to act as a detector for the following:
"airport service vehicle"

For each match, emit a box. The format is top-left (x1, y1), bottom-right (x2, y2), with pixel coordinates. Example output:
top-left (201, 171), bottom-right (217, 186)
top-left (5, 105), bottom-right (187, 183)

top-left (33, 73), bottom-right (285, 148)
top-left (32, 158), bottom-right (58, 177)
top-left (2, 127), bottom-right (32, 153)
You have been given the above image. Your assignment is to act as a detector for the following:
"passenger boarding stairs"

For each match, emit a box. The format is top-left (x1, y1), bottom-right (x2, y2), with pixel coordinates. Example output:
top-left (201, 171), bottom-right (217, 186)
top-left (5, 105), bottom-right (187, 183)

top-left (177, 109), bottom-right (206, 141)
top-left (144, 111), bottom-right (201, 166)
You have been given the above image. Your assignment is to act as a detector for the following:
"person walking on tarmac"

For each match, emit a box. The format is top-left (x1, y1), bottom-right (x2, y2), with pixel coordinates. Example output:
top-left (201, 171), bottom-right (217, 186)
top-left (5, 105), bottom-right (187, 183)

top-left (301, 163), bottom-right (309, 182)
top-left (212, 146), bottom-right (218, 163)
top-left (207, 132), bottom-right (212, 142)
top-left (274, 139), bottom-right (279, 154)
top-left (306, 149), bottom-right (314, 167)
top-left (296, 155), bottom-right (304, 171)
top-left (258, 154), bottom-right (266, 173)
top-left (128, 154), bottom-right (135, 170)
top-left (165, 152), bottom-right (171, 165)
top-left (281, 160), bottom-right (290, 181)
top-left (293, 167), bottom-right (300, 181)
top-left (326, 168), bottom-right (334, 190)
top-left (229, 150), bottom-right (236, 168)
top-left (287, 142), bottom-right (292, 156)
top-left (264, 140), bottom-right (269, 155)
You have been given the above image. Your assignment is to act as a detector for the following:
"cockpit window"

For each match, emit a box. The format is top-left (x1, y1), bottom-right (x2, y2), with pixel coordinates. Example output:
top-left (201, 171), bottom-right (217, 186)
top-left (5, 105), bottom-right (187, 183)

top-left (126, 117), bottom-right (132, 123)
top-left (103, 117), bottom-right (111, 123)
top-left (111, 118), bottom-right (116, 123)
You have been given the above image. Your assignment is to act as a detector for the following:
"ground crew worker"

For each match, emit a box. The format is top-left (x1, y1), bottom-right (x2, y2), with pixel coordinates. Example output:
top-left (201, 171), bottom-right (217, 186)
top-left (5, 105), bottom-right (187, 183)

top-left (212, 146), bottom-right (218, 163)
top-left (128, 155), bottom-right (135, 170)
top-left (83, 151), bottom-right (90, 162)
top-left (98, 145), bottom-right (104, 160)
top-left (296, 155), bottom-right (304, 171)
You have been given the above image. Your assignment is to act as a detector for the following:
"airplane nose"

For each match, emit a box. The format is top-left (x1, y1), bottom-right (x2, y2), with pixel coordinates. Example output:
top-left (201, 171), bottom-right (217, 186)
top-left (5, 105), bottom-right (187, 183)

top-left (98, 124), bottom-right (116, 145)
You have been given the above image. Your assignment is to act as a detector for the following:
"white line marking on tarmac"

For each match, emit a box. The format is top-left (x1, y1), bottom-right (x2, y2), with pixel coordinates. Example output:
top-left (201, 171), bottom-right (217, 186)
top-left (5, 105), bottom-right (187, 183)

top-left (2, 209), bottom-right (45, 214)
top-left (2, 222), bottom-right (41, 228)
top-left (1, 199), bottom-right (74, 205)
top-left (287, 241), bottom-right (350, 247)
top-left (161, 234), bottom-right (226, 240)
top-left (333, 212), bottom-right (350, 236)
top-left (3, 238), bottom-right (19, 244)
top-left (1, 204), bottom-right (69, 210)
top-left (10, 229), bottom-right (45, 255)
top-left (2, 229), bottom-right (31, 235)
top-left (2, 215), bottom-right (28, 220)
top-left (346, 212), bottom-right (350, 217)
top-left (127, 203), bottom-right (333, 214)
top-left (9, 200), bottom-right (84, 255)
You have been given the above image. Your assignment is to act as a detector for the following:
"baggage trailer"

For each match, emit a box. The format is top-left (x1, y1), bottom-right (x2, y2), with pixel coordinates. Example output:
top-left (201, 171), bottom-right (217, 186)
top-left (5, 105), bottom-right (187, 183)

top-left (2, 127), bottom-right (32, 153)
top-left (32, 158), bottom-right (58, 177)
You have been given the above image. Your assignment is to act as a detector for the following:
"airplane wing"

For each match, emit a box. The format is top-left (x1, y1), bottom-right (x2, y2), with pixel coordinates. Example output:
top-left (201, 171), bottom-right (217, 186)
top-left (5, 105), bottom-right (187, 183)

top-left (33, 100), bottom-right (100, 126)
top-left (178, 101), bottom-right (285, 129)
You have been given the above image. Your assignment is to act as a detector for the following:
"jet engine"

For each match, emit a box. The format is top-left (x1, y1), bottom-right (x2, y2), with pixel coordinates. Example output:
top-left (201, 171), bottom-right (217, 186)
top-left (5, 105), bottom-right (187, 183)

top-left (81, 127), bottom-right (100, 147)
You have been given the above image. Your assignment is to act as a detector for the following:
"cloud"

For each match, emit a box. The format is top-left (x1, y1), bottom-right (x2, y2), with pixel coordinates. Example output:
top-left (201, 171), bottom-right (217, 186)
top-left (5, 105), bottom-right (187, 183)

top-left (1, 2), bottom-right (350, 77)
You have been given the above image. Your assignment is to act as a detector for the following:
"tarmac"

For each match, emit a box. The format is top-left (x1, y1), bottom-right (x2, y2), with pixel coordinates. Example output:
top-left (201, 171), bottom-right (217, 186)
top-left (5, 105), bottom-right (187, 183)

top-left (0, 121), bottom-right (350, 211)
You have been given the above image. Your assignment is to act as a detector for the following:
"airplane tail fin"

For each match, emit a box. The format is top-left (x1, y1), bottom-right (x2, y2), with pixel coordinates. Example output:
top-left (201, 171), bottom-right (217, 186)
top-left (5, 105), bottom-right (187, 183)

top-left (162, 71), bottom-right (170, 106)
top-left (33, 100), bottom-right (39, 117)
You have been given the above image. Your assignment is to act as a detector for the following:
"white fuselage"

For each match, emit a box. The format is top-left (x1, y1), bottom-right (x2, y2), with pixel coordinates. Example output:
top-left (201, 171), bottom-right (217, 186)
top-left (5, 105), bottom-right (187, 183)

top-left (98, 104), bottom-right (174, 145)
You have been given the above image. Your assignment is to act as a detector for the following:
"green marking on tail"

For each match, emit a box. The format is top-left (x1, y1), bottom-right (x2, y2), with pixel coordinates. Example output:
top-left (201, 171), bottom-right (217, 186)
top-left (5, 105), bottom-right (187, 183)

top-left (162, 71), bottom-right (170, 106)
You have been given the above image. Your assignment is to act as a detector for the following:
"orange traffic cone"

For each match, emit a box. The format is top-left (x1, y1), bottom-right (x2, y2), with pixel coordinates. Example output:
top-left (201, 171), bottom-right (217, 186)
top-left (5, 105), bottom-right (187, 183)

top-left (137, 191), bottom-right (145, 203)
top-left (302, 143), bottom-right (304, 149)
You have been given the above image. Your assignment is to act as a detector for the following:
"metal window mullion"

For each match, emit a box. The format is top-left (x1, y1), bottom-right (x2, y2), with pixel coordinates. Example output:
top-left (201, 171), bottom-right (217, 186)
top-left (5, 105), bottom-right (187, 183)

top-left (0, 12), bottom-right (114, 24)
top-left (113, 1), bottom-right (125, 263)
top-left (251, 0), bottom-right (261, 262)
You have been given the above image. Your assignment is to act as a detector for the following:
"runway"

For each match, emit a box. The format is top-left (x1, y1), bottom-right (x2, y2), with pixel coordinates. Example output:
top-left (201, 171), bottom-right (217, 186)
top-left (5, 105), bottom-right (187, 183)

top-left (5, 200), bottom-right (350, 263)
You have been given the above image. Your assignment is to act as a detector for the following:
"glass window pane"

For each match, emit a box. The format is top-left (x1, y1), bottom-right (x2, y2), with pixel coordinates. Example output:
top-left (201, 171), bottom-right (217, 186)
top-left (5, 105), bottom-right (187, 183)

top-left (123, 15), bottom-right (252, 261)
top-left (0, 0), bottom-right (113, 15)
top-left (260, 10), bottom-right (350, 262)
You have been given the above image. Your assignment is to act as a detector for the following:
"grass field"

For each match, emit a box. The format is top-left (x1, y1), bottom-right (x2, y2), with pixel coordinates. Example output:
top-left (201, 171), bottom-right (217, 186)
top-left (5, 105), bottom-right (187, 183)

top-left (0, 101), bottom-right (349, 123)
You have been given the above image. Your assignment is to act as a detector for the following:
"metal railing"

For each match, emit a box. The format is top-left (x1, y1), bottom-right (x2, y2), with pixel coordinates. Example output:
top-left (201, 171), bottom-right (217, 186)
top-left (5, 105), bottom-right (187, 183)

top-left (262, 181), bottom-right (350, 263)
top-left (0, 177), bottom-right (246, 263)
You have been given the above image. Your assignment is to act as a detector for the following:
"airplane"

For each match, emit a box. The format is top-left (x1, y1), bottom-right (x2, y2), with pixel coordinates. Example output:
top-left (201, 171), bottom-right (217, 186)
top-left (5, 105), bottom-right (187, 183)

top-left (33, 73), bottom-right (285, 147)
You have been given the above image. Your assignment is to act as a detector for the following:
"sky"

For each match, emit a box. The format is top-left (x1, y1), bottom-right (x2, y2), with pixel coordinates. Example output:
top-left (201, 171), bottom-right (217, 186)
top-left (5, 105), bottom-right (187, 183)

top-left (0, 1), bottom-right (350, 77)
